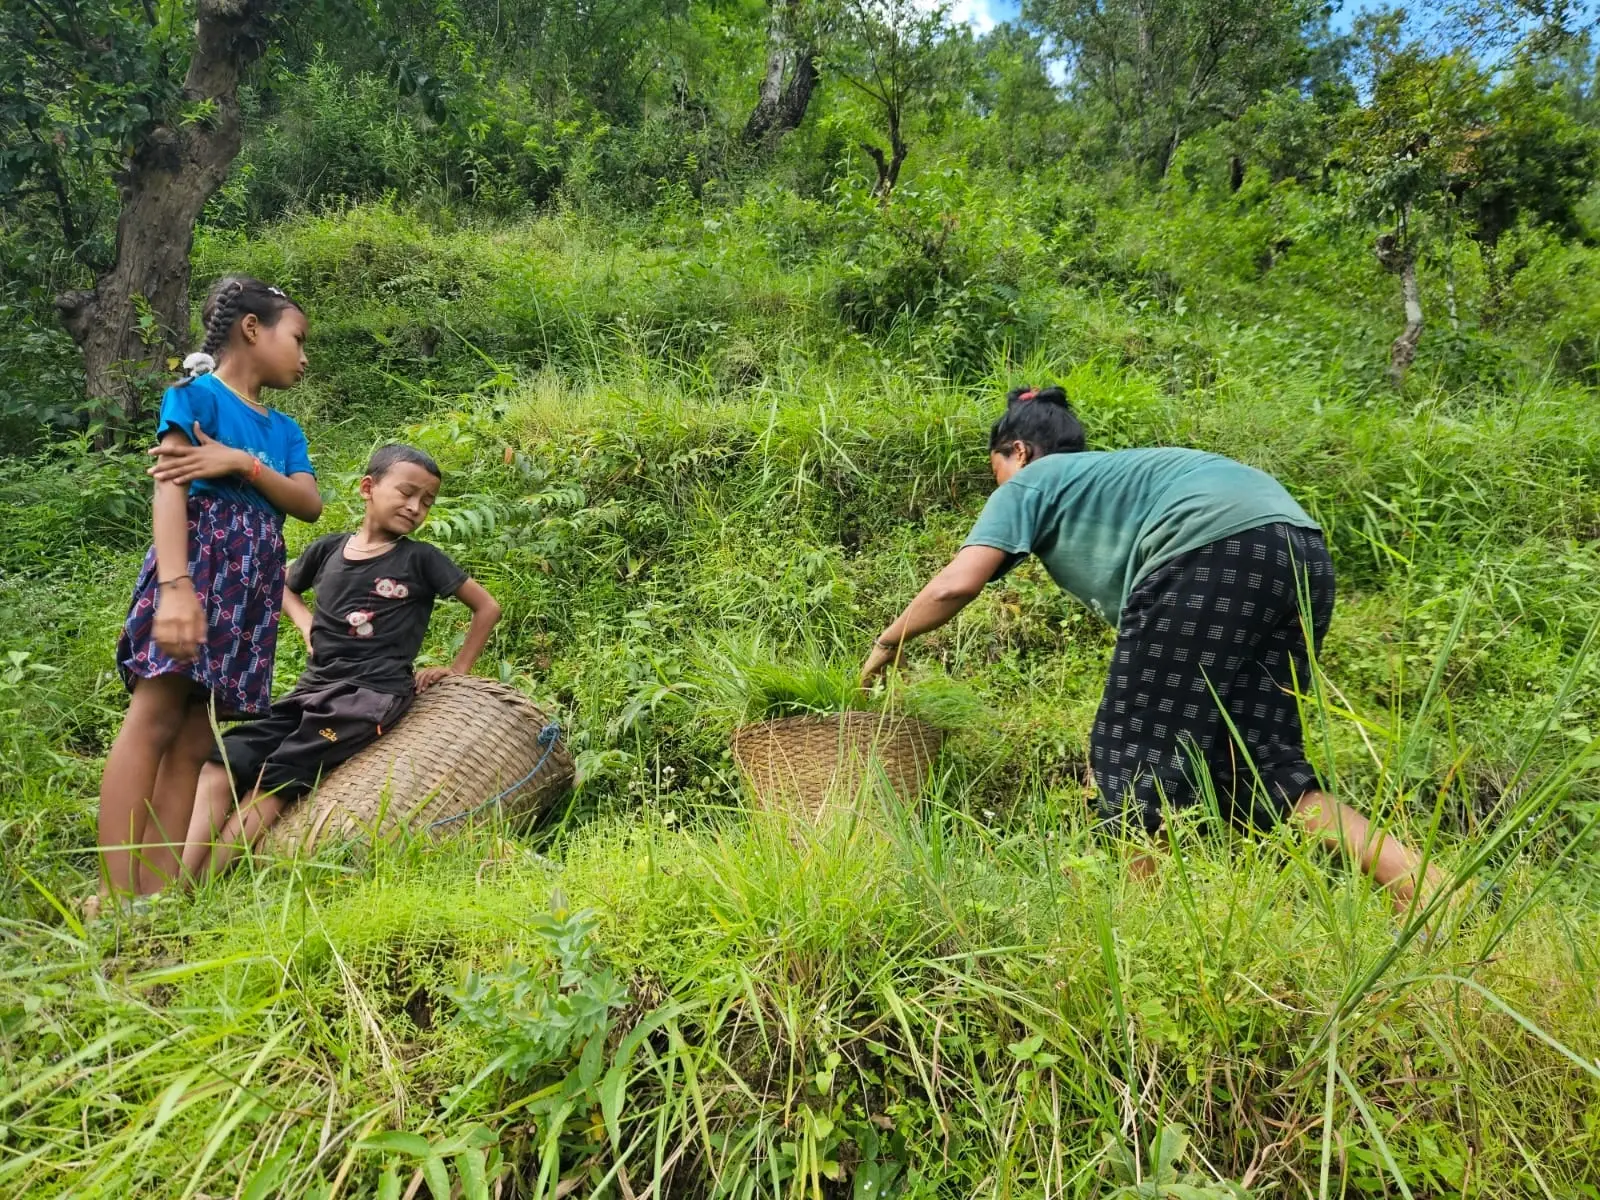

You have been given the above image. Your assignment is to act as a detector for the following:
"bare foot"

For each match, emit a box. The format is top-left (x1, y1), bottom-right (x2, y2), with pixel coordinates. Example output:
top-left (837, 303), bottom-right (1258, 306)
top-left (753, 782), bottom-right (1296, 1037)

top-left (80, 889), bottom-right (171, 924)
top-left (1128, 850), bottom-right (1159, 881)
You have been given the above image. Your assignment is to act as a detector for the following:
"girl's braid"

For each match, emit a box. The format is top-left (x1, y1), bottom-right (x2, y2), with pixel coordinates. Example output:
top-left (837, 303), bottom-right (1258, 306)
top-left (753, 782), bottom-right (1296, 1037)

top-left (199, 280), bottom-right (246, 361)
top-left (179, 275), bottom-right (298, 384)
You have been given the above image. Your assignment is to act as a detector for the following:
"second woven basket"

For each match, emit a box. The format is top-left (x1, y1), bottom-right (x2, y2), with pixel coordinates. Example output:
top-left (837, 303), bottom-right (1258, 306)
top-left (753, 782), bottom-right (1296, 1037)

top-left (265, 675), bottom-right (573, 853)
top-left (730, 711), bottom-right (943, 822)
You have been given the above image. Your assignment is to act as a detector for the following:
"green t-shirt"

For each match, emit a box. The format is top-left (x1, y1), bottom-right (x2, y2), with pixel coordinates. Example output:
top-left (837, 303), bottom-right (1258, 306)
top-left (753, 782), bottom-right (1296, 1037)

top-left (963, 448), bottom-right (1317, 625)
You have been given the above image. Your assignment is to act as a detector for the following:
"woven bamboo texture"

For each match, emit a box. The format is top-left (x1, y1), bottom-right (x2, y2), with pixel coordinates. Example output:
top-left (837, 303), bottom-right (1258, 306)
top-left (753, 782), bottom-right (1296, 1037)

top-left (266, 675), bottom-right (573, 853)
top-left (730, 711), bottom-right (943, 821)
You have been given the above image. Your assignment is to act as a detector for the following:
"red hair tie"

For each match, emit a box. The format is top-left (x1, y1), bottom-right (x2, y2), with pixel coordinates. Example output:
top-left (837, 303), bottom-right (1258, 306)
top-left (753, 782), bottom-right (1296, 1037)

top-left (1018, 389), bottom-right (1037, 402)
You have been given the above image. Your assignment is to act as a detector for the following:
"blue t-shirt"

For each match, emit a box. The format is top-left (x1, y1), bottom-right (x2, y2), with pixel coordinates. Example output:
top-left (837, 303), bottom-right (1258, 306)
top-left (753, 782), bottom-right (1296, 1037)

top-left (156, 373), bottom-right (315, 516)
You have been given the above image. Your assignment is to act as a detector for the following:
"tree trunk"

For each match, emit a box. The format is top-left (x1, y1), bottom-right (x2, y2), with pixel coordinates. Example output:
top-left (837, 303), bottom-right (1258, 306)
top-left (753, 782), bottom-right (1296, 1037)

top-left (742, 2), bottom-right (819, 147)
top-left (863, 109), bottom-right (908, 198)
top-left (885, 136), bottom-right (907, 193)
top-left (1132, 0), bottom-right (1158, 173)
top-left (861, 138), bottom-right (908, 197)
top-left (1155, 123), bottom-right (1183, 178)
top-left (56, 0), bottom-right (275, 431)
top-left (1375, 231), bottom-right (1423, 385)
top-left (1443, 199), bottom-right (1460, 332)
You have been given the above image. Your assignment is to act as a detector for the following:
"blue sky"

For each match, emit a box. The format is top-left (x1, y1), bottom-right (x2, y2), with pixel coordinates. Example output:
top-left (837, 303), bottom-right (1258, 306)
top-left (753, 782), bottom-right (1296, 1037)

top-left (938, 1), bottom-right (1463, 36)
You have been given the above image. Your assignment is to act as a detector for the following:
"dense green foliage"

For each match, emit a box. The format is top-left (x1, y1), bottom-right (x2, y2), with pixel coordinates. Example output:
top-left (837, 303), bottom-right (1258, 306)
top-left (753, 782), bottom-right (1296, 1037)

top-left (4, 1), bottom-right (1598, 437)
top-left (3, 190), bottom-right (1598, 1194)
top-left (3, 0), bottom-right (1600, 1196)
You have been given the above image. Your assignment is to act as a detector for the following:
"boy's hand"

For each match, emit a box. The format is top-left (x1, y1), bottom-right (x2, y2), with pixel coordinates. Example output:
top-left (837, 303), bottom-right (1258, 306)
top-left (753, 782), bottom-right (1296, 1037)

top-left (147, 423), bottom-right (254, 485)
top-left (282, 584), bottom-right (315, 661)
top-left (442, 580), bottom-right (502, 685)
top-left (415, 666), bottom-right (456, 692)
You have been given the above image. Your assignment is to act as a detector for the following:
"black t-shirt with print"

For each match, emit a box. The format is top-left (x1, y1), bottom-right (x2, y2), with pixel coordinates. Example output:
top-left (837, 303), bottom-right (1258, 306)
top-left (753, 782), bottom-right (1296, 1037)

top-left (288, 533), bottom-right (468, 696)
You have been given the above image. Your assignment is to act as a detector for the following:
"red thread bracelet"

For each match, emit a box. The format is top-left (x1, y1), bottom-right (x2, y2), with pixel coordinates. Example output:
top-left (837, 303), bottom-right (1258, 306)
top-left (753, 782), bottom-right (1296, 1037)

top-left (248, 457), bottom-right (262, 482)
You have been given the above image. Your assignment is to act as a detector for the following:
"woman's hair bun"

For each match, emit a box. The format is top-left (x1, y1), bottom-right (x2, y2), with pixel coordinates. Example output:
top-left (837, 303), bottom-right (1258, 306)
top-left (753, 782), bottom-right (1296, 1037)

top-left (990, 384), bottom-right (1085, 458)
top-left (1006, 385), bottom-right (1069, 408)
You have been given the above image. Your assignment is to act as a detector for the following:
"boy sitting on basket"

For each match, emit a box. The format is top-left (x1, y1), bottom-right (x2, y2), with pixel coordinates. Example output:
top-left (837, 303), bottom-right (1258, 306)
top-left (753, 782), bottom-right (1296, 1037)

top-left (181, 444), bottom-right (502, 880)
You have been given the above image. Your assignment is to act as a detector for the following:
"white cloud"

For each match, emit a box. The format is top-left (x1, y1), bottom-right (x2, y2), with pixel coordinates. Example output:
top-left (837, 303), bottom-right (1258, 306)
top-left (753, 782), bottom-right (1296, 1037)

top-left (945, 0), bottom-right (1002, 34)
top-left (909, 0), bottom-right (1011, 35)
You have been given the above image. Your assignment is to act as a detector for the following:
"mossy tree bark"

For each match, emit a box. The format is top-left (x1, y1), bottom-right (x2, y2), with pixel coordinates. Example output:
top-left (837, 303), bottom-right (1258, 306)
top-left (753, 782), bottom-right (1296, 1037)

top-left (55, 0), bottom-right (275, 431)
top-left (1376, 224), bottom-right (1424, 385)
top-left (743, 0), bottom-right (820, 148)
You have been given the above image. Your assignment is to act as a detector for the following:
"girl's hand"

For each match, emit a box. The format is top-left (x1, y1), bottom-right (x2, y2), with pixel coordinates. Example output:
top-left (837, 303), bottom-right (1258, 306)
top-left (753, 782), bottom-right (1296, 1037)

top-left (153, 581), bottom-right (206, 663)
top-left (147, 423), bottom-right (252, 485)
top-left (859, 640), bottom-right (901, 690)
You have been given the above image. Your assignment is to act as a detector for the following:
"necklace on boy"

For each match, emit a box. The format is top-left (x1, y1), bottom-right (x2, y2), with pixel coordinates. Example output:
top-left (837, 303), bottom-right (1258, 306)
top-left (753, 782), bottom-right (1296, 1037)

top-left (346, 533), bottom-right (397, 558)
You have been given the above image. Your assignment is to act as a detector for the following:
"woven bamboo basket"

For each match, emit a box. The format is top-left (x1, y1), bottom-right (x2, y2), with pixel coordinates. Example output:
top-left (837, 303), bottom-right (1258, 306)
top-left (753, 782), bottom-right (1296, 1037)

top-left (265, 675), bottom-right (573, 853)
top-left (730, 711), bottom-right (943, 822)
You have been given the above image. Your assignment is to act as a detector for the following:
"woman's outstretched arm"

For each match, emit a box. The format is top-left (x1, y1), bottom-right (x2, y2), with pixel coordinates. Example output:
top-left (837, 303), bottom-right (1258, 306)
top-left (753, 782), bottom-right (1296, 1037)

top-left (860, 545), bottom-right (1009, 686)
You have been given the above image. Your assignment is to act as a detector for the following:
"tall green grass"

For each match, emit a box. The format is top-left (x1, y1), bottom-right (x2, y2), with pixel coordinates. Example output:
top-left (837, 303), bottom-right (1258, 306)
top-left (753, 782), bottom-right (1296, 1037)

top-left (2, 197), bottom-right (1599, 1195)
top-left (3, 753), bottom-right (1596, 1195)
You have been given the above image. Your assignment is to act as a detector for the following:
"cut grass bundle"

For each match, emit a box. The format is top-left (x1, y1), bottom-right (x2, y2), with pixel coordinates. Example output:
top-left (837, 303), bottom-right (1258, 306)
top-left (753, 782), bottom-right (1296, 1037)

top-left (692, 637), bottom-right (989, 732)
top-left (690, 641), bottom-right (975, 823)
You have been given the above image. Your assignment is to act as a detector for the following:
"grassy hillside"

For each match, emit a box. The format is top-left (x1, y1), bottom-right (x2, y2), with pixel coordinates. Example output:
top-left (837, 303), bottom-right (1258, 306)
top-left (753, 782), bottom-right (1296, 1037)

top-left (2, 178), bottom-right (1599, 1195)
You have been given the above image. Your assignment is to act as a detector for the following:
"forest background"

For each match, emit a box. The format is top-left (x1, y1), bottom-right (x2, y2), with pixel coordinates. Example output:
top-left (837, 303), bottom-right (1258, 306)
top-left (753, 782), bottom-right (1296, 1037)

top-left (3, 0), bottom-right (1600, 1196)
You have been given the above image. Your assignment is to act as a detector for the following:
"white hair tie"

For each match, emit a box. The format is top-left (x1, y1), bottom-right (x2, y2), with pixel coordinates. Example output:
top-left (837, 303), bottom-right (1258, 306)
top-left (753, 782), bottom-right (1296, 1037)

top-left (183, 352), bottom-right (216, 378)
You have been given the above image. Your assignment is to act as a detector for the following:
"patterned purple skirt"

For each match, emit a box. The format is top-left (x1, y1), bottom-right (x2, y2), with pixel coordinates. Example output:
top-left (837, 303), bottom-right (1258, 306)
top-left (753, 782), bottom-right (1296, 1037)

top-left (117, 494), bottom-right (287, 718)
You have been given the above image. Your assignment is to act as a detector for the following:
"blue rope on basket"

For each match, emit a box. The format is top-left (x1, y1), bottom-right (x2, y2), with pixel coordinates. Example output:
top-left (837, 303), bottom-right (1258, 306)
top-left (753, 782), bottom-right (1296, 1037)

top-left (427, 721), bottom-right (563, 831)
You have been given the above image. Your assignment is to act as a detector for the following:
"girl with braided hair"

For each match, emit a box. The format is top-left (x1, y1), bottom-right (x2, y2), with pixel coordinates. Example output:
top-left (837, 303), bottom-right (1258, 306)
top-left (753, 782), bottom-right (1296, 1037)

top-left (96, 275), bottom-right (323, 908)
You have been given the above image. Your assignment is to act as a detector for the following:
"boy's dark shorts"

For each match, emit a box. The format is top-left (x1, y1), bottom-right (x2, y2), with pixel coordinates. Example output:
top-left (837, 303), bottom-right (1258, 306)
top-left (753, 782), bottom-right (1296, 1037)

top-left (210, 681), bottom-right (412, 805)
top-left (1091, 522), bottom-right (1334, 837)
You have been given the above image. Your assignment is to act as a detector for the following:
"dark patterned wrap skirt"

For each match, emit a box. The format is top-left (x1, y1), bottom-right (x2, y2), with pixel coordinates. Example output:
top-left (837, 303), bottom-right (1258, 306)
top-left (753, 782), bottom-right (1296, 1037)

top-left (117, 493), bottom-right (288, 718)
top-left (1092, 521), bottom-right (1335, 836)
